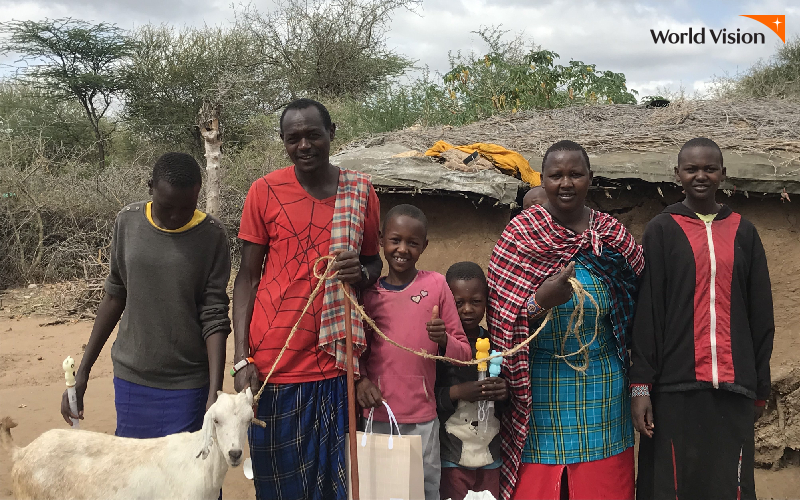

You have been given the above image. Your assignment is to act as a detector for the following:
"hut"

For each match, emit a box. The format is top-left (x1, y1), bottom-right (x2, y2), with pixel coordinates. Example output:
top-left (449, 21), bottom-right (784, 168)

top-left (334, 98), bottom-right (800, 469)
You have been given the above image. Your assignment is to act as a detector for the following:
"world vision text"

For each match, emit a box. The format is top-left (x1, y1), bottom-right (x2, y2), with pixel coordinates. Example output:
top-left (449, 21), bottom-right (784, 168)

top-left (650, 28), bottom-right (766, 45)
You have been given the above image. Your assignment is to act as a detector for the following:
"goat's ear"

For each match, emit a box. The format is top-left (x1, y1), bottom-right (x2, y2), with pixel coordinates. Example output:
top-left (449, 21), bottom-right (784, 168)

top-left (197, 407), bottom-right (215, 460)
top-left (245, 387), bottom-right (254, 406)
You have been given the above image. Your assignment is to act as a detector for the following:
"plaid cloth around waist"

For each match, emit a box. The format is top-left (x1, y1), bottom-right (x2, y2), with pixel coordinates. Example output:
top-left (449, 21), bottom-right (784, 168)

top-left (248, 376), bottom-right (349, 500)
top-left (522, 263), bottom-right (634, 464)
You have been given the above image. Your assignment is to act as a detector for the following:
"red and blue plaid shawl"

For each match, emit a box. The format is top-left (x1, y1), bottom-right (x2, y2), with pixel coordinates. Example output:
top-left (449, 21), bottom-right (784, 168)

top-left (318, 169), bottom-right (372, 375)
top-left (487, 205), bottom-right (644, 500)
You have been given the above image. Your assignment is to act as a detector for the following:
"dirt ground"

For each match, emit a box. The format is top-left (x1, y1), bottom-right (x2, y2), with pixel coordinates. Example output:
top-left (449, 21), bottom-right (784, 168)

top-left (1, 316), bottom-right (798, 500)
top-left (0, 315), bottom-right (257, 500)
top-left (1, 188), bottom-right (800, 499)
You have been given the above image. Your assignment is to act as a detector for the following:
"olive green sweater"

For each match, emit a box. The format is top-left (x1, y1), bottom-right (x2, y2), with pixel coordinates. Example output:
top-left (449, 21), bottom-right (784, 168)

top-left (104, 201), bottom-right (231, 389)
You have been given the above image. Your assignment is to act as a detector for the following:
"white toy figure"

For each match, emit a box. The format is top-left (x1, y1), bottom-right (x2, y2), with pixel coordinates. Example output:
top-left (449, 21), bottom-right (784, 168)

top-left (444, 399), bottom-right (500, 468)
top-left (63, 356), bottom-right (79, 428)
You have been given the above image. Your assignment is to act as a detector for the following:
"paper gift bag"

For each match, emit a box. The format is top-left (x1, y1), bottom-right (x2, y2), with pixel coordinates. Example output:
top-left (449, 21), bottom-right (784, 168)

top-left (347, 402), bottom-right (425, 500)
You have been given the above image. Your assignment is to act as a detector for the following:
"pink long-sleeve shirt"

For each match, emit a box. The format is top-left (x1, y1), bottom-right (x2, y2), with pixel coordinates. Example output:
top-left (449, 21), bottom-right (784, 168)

top-left (362, 270), bottom-right (472, 424)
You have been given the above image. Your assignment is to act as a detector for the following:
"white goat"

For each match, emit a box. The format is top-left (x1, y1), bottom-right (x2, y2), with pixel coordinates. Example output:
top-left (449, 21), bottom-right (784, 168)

top-left (1, 388), bottom-right (254, 500)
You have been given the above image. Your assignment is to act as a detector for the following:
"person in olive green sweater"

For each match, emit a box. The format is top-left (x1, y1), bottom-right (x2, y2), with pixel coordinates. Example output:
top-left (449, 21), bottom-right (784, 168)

top-left (60, 152), bottom-right (231, 439)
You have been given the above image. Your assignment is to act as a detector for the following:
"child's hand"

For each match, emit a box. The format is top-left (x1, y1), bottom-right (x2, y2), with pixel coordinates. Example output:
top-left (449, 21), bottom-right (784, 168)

top-left (426, 306), bottom-right (448, 348)
top-left (450, 378), bottom-right (508, 403)
top-left (487, 377), bottom-right (510, 401)
top-left (356, 377), bottom-right (383, 408)
top-left (450, 381), bottom-right (485, 402)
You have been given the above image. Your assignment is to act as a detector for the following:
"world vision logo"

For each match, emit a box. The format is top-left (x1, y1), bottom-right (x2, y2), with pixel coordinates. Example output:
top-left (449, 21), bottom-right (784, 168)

top-left (740, 15), bottom-right (786, 43)
top-left (651, 15), bottom-right (786, 45)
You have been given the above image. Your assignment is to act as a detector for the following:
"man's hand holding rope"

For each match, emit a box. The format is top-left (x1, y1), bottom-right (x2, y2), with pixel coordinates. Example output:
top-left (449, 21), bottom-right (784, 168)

top-left (331, 250), bottom-right (362, 284)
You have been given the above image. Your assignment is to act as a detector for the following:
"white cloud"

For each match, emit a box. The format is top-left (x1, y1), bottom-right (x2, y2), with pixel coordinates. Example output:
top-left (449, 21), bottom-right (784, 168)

top-left (1, 0), bottom-right (797, 96)
top-left (627, 80), bottom-right (676, 98)
top-left (692, 79), bottom-right (718, 97)
top-left (0, 1), bottom-right (70, 20)
top-left (385, 0), bottom-right (797, 97)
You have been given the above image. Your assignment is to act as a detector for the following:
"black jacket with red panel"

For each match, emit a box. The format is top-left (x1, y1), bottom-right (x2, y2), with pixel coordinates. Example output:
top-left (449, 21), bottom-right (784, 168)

top-left (630, 202), bottom-right (774, 401)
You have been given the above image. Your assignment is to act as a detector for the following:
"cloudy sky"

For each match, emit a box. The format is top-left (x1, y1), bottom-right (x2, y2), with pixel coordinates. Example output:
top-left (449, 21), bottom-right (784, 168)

top-left (1, 0), bottom-right (797, 98)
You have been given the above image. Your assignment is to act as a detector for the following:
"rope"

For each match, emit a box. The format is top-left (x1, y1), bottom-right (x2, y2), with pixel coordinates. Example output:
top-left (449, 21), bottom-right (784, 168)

top-left (553, 278), bottom-right (600, 373)
top-left (250, 255), bottom-right (599, 425)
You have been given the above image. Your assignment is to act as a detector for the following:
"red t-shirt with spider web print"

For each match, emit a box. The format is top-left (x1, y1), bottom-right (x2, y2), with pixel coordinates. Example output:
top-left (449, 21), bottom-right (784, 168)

top-left (238, 166), bottom-right (380, 383)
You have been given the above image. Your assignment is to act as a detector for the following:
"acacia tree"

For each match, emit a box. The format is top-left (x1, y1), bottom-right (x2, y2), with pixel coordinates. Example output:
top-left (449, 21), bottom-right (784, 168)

top-left (240, 0), bottom-right (418, 100)
top-left (123, 23), bottom-right (269, 151)
top-left (0, 18), bottom-right (135, 168)
top-left (123, 0), bottom-right (418, 150)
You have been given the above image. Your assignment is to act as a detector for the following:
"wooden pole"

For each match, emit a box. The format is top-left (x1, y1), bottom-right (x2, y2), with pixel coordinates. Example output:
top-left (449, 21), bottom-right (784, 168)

top-left (197, 102), bottom-right (222, 216)
top-left (344, 291), bottom-right (360, 500)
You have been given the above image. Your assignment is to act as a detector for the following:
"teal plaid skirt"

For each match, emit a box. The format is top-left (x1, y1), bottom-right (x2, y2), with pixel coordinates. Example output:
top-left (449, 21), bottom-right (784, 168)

top-left (522, 263), bottom-right (634, 464)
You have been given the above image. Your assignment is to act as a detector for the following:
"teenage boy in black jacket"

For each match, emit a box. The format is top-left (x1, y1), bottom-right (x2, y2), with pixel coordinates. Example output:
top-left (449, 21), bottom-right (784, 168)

top-left (630, 137), bottom-right (774, 500)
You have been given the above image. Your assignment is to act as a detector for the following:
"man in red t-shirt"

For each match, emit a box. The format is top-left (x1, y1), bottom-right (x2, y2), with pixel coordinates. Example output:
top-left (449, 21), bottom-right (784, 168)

top-left (233, 99), bottom-right (382, 500)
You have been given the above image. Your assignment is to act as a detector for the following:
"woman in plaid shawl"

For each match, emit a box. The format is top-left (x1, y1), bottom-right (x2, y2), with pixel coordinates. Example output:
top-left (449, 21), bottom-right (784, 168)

top-left (488, 140), bottom-right (644, 500)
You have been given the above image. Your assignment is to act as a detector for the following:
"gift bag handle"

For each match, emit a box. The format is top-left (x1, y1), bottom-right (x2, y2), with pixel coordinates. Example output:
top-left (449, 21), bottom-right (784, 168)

top-left (362, 401), bottom-right (402, 450)
top-left (382, 401), bottom-right (401, 449)
top-left (363, 407), bottom-right (375, 447)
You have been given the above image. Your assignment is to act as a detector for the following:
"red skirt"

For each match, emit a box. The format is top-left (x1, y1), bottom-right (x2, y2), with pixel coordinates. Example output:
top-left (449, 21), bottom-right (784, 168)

top-left (511, 447), bottom-right (634, 500)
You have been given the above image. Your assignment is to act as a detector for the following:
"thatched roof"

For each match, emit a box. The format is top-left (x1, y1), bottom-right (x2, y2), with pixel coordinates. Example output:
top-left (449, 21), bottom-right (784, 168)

top-left (332, 143), bottom-right (523, 205)
top-left (339, 98), bottom-right (800, 203)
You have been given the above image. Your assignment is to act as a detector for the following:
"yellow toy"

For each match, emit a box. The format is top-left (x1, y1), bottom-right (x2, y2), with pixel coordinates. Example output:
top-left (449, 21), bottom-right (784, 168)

top-left (476, 338), bottom-right (490, 372)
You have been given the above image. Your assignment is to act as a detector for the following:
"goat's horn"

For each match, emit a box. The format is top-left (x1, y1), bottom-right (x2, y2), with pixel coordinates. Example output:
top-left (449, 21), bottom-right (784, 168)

top-left (251, 418), bottom-right (266, 428)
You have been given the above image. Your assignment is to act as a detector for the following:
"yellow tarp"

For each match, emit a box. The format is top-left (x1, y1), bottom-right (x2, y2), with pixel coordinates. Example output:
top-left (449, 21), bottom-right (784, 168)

top-left (424, 140), bottom-right (541, 186)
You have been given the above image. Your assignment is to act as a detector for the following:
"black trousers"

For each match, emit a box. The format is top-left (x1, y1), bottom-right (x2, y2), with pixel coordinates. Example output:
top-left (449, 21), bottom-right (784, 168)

top-left (636, 389), bottom-right (756, 500)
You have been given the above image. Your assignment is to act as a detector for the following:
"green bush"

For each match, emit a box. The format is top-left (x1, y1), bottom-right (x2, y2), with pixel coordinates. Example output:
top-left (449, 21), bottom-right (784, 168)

top-left (0, 82), bottom-right (97, 171)
top-left (725, 36), bottom-right (800, 98)
top-left (326, 28), bottom-right (639, 134)
top-left (440, 28), bottom-right (638, 124)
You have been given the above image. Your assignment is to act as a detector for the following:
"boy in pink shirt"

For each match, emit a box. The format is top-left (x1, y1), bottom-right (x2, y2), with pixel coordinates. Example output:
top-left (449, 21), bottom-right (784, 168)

top-left (356, 204), bottom-right (472, 500)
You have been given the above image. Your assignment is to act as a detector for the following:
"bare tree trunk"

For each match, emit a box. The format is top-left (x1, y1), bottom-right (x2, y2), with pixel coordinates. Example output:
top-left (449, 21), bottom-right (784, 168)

top-left (96, 135), bottom-right (105, 170)
top-left (87, 115), bottom-right (105, 170)
top-left (198, 103), bottom-right (222, 216)
top-left (80, 100), bottom-right (106, 170)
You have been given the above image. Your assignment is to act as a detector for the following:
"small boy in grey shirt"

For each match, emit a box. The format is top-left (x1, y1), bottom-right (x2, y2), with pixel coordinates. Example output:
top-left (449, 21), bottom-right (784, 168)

top-left (61, 152), bottom-right (231, 439)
